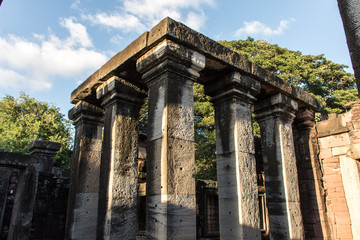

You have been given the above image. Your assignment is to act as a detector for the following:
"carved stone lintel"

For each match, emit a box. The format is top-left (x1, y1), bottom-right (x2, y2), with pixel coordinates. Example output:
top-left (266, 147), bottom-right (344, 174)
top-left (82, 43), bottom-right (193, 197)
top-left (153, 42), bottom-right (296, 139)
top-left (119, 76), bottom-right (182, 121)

top-left (68, 101), bottom-right (104, 126)
top-left (205, 71), bottom-right (261, 103)
top-left (255, 93), bottom-right (298, 123)
top-left (136, 39), bottom-right (205, 83)
top-left (96, 76), bottom-right (147, 108)
top-left (295, 108), bottom-right (315, 129)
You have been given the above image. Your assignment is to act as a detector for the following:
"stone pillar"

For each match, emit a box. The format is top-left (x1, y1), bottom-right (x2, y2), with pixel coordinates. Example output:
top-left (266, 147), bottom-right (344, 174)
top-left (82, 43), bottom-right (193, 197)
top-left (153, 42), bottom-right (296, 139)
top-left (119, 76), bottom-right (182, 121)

top-left (65, 101), bottom-right (104, 240)
top-left (254, 93), bottom-right (304, 240)
top-left (28, 140), bottom-right (61, 175)
top-left (96, 76), bottom-right (146, 239)
top-left (205, 72), bottom-right (261, 240)
top-left (136, 39), bottom-right (205, 240)
top-left (7, 166), bottom-right (38, 240)
top-left (0, 167), bottom-right (10, 231)
top-left (8, 140), bottom-right (60, 240)
top-left (293, 108), bottom-right (329, 239)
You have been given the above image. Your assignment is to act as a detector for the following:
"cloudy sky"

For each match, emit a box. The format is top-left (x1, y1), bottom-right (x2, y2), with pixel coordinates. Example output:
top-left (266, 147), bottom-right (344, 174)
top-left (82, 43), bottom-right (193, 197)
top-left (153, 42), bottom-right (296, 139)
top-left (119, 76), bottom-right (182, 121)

top-left (0, 0), bottom-right (352, 116)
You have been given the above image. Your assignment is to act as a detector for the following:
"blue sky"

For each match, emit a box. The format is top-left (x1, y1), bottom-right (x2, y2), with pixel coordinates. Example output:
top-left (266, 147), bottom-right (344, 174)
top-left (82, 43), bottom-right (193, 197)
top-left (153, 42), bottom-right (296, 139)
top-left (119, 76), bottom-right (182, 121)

top-left (0, 0), bottom-right (352, 117)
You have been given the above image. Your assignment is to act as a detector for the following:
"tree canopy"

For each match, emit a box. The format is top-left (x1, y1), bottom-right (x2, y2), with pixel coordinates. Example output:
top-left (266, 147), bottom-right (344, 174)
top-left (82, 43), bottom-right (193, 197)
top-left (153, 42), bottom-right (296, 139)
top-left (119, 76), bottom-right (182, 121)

top-left (219, 38), bottom-right (358, 113)
top-left (0, 92), bottom-right (73, 167)
top-left (194, 38), bottom-right (359, 180)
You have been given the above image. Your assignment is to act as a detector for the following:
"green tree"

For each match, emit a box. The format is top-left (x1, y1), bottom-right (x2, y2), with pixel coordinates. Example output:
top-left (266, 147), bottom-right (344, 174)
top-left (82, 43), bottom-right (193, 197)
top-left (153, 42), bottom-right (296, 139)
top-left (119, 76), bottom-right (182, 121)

top-left (194, 83), bottom-right (217, 180)
top-left (194, 38), bottom-right (360, 180)
top-left (219, 38), bottom-right (358, 113)
top-left (0, 92), bottom-right (73, 167)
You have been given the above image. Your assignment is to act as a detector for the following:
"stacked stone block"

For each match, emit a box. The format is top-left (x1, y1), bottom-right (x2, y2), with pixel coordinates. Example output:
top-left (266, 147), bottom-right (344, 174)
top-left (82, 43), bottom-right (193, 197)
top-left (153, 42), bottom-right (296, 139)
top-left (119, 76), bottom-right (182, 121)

top-left (316, 102), bottom-right (360, 240)
top-left (0, 140), bottom-right (64, 240)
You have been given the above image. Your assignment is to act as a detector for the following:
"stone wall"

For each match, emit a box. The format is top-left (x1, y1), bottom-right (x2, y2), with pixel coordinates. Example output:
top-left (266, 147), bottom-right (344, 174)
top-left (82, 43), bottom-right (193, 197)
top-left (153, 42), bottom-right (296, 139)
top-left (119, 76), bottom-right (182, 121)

top-left (315, 102), bottom-right (360, 240)
top-left (30, 168), bottom-right (69, 240)
top-left (0, 140), bottom-right (69, 240)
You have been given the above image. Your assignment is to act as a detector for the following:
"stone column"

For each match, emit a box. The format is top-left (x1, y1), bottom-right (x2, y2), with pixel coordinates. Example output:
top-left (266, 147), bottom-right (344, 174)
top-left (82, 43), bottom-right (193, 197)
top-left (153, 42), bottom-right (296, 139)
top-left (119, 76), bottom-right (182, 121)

top-left (28, 140), bottom-right (61, 175)
top-left (8, 140), bottom-right (60, 240)
top-left (96, 76), bottom-right (146, 240)
top-left (7, 165), bottom-right (38, 240)
top-left (65, 101), bottom-right (104, 240)
top-left (0, 167), bottom-right (10, 231)
top-left (254, 93), bottom-right (304, 240)
top-left (205, 72), bottom-right (261, 240)
top-left (293, 108), bottom-right (329, 239)
top-left (136, 39), bottom-right (205, 240)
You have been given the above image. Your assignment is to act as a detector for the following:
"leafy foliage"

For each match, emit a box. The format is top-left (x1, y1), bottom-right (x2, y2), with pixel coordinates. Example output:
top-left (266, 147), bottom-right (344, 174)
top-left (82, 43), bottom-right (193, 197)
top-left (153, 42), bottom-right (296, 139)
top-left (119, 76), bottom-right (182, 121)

top-left (0, 92), bottom-right (73, 167)
top-left (219, 38), bottom-right (359, 113)
top-left (194, 38), bottom-right (359, 180)
top-left (194, 83), bottom-right (216, 180)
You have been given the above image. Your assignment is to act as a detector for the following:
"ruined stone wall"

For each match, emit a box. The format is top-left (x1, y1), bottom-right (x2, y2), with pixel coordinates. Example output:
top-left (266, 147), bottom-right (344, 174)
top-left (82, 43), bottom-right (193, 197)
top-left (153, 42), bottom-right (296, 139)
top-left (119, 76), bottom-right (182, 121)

top-left (0, 140), bottom-right (70, 240)
top-left (30, 168), bottom-right (69, 240)
top-left (315, 102), bottom-right (360, 240)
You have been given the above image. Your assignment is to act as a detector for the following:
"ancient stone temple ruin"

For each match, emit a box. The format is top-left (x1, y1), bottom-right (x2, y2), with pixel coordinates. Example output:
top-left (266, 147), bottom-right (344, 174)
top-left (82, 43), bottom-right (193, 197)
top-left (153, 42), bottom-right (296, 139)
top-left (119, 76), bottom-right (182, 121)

top-left (63, 17), bottom-right (359, 240)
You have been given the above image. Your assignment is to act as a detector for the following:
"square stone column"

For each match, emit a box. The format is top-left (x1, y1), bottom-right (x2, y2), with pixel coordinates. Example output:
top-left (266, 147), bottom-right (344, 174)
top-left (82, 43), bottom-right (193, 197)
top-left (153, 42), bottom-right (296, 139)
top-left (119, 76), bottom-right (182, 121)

top-left (293, 108), bottom-right (329, 239)
top-left (66, 101), bottom-right (104, 240)
top-left (7, 165), bottom-right (39, 240)
top-left (136, 39), bottom-right (205, 240)
top-left (28, 140), bottom-right (61, 175)
top-left (0, 168), bottom-right (10, 231)
top-left (8, 140), bottom-right (61, 240)
top-left (96, 76), bottom-right (146, 240)
top-left (254, 93), bottom-right (304, 240)
top-left (205, 72), bottom-right (261, 240)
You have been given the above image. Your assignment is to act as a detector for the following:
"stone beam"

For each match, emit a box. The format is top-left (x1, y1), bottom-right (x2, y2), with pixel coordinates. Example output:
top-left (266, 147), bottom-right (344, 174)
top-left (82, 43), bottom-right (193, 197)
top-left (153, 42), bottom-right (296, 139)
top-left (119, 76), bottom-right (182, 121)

top-left (255, 93), bottom-right (304, 240)
top-left (96, 76), bottom-right (146, 239)
top-left (136, 39), bottom-right (205, 240)
top-left (205, 72), bottom-right (261, 239)
top-left (71, 18), bottom-right (321, 111)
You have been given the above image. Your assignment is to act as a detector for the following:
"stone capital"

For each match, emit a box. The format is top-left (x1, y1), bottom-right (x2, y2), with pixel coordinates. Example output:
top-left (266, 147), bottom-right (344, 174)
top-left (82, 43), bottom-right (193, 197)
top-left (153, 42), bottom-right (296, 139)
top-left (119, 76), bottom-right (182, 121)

top-left (205, 71), bottom-right (260, 105)
top-left (28, 140), bottom-right (61, 157)
top-left (294, 107), bottom-right (315, 129)
top-left (28, 140), bottom-right (61, 175)
top-left (136, 39), bottom-right (205, 83)
top-left (255, 93), bottom-right (298, 123)
top-left (69, 101), bottom-right (104, 126)
top-left (96, 76), bottom-right (147, 108)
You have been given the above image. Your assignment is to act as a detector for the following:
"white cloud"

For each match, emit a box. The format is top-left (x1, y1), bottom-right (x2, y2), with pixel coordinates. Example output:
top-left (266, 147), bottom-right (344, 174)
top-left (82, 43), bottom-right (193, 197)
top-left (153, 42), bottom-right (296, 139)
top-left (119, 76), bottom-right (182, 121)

top-left (123, 0), bottom-right (215, 30)
top-left (184, 11), bottom-right (206, 31)
top-left (82, 13), bottom-right (146, 33)
top-left (60, 17), bottom-right (93, 48)
top-left (83, 0), bottom-right (215, 33)
top-left (71, 0), bottom-right (81, 10)
top-left (110, 34), bottom-right (123, 45)
top-left (234, 19), bottom-right (294, 38)
top-left (0, 18), bottom-right (107, 92)
top-left (0, 68), bottom-right (51, 90)
top-left (123, 0), bottom-right (214, 20)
